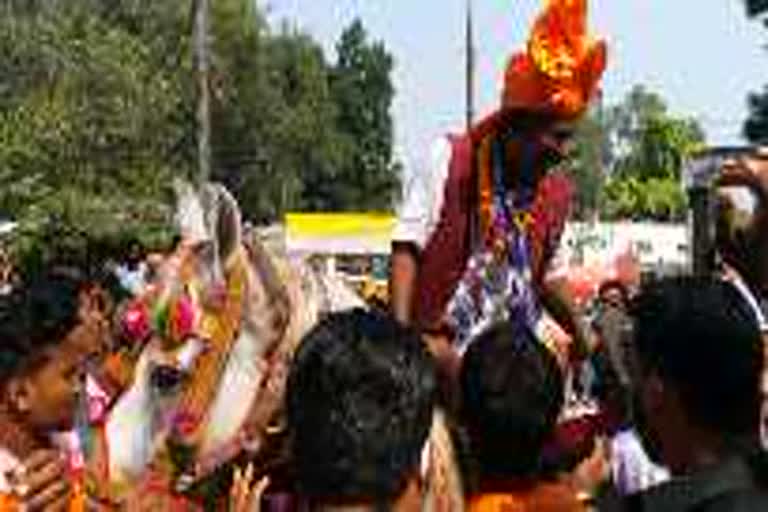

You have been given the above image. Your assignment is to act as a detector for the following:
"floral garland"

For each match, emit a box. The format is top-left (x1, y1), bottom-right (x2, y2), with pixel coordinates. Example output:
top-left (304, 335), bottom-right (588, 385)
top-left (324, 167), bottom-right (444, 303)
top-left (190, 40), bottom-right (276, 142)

top-left (477, 134), bottom-right (495, 243)
top-left (113, 247), bottom-right (250, 497)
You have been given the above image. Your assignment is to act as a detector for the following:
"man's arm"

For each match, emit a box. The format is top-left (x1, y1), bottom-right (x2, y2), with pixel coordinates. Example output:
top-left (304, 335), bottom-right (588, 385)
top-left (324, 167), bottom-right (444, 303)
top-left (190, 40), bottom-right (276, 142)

top-left (389, 137), bottom-right (453, 326)
top-left (540, 276), bottom-right (591, 360)
top-left (390, 241), bottom-right (420, 326)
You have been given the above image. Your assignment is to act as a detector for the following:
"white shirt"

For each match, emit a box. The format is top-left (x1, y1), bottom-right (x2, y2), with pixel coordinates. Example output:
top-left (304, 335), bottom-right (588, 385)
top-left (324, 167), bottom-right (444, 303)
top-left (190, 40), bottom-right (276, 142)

top-left (392, 137), bottom-right (453, 250)
top-left (611, 429), bottom-right (670, 496)
top-left (115, 262), bottom-right (148, 296)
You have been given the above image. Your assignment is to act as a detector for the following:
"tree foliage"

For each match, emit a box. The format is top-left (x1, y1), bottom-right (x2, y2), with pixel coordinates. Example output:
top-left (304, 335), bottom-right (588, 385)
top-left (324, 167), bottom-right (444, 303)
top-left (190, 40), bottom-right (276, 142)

top-left (745, 85), bottom-right (768, 144)
top-left (569, 85), bottom-right (705, 221)
top-left (0, 3), bottom-right (186, 265)
top-left (0, 1), bottom-right (399, 265)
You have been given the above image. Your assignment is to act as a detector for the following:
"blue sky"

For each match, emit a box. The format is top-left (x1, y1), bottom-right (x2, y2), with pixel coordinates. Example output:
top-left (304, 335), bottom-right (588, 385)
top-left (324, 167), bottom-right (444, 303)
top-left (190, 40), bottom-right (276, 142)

top-left (266, 1), bottom-right (768, 170)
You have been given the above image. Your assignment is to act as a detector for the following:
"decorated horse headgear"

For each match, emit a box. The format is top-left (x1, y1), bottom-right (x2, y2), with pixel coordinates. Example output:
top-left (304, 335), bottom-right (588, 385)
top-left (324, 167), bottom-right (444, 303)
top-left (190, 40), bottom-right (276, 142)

top-left (118, 182), bottom-right (251, 454)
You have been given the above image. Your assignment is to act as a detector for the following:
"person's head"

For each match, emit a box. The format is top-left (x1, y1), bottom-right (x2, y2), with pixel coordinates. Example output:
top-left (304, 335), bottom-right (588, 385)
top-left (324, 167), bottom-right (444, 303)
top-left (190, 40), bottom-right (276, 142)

top-left (460, 323), bottom-right (564, 481)
top-left (630, 276), bottom-right (763, 473)
top-left (287, 309), bottom-right (437, 509)
top-left (45, 264), bottom-right (112, 362)
top-left (598, 279), bottom-right (630, 310)
top-left (493, 112), bottom-right (578, 183)
top-left (125, 239), bottom-right (144, 267)
top-left (469, 0), bottom-right (605, 180)
top-left (0, 272), bottom-right (98, 433)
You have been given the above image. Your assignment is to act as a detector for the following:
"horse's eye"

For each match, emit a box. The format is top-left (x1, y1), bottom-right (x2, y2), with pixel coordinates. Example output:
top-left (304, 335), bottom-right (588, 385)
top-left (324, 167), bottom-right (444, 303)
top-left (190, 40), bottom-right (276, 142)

top-left (151, 365), bottom-right (185, 394)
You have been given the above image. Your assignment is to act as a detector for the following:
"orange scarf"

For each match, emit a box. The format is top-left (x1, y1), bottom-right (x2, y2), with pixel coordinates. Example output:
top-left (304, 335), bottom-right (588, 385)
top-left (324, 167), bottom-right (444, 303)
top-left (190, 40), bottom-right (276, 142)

top-left (467, 481), bottom-right (586, 512)
top-left (0, 480), bottom-right (86, 511)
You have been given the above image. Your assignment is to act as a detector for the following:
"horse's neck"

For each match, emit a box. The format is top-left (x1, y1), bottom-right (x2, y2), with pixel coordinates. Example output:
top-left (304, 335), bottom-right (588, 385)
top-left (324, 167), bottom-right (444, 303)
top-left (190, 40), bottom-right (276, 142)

top-left (189, 245), bottom-right (296, 470)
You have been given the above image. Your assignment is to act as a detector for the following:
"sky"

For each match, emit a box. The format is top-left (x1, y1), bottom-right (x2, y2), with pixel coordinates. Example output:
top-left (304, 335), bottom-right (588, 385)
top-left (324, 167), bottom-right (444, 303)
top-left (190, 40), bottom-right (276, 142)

top-left (266, 0), bottom-right (768, 172)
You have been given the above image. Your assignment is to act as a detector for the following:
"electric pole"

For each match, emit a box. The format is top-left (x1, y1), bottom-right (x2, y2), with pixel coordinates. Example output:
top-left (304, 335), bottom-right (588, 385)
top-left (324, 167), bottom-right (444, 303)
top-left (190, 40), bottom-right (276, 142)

top-left (195, 0), bottom-right (212, 185)
top-left (465, 0), bottom-right (475, 132)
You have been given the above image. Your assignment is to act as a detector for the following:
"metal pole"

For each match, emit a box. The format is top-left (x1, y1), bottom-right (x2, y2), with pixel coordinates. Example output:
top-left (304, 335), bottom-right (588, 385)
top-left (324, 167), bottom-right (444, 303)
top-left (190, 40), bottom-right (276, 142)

top-left (195, 0), bottom-right (212, 185)
top-left (465, 0), bottom-right (475, 132)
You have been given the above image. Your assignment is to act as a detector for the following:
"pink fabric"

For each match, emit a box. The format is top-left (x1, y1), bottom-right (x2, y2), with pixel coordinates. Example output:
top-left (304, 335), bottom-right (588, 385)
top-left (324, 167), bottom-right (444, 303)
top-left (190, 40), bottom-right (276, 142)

top-left (87, 374), bottom-right (111, 424)
top-left (54, 375), bottom-right (111, 474)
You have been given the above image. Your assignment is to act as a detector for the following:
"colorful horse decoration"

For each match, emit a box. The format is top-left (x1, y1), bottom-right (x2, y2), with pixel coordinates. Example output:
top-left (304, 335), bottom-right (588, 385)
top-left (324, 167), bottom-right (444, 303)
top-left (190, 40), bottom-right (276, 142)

top-left (96, 182), bottom-right (338, 507)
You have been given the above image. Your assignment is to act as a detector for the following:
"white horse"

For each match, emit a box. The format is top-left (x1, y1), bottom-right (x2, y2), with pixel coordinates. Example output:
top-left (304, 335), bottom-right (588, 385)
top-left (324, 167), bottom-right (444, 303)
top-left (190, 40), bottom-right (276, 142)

top-left (101, 182), bottom-right (352, 503)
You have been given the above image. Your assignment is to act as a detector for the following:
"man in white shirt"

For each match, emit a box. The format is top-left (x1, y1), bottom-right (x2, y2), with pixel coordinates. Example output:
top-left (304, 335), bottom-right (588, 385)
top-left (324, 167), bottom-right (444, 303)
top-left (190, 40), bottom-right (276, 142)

top-left (115, 240), bottom-right (149, 296)
top-left (715, 153), bottom-right (768, 448)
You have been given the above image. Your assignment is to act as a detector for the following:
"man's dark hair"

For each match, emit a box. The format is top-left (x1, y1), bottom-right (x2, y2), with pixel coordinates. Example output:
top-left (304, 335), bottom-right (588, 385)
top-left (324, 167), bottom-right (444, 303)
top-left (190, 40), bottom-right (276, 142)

top-left (287, 309), bottom-right (437, 502)
top-left (0, 271), bottom-right (85, 380)
top-left (460, 323), bottom-right (564, 479)
top-left (598, 279), bottom-right (630, 306)
top-left (631, 276), bottom-right (763, 438)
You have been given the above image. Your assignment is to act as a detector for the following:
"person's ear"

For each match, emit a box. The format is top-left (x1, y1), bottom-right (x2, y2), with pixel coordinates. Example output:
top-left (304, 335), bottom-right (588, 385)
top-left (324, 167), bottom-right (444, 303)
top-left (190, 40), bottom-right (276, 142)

top-left (5, 377), bottom-right (32, 415)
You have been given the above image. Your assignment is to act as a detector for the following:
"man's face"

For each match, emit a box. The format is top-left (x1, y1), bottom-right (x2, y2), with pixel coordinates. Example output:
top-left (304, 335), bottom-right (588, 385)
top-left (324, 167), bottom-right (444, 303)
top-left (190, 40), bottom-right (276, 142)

top-left (600, 287), bottom-right (626, 310)
top-left (503, 118), bottom-right (576, 180)
top-left (127, 244), bottom-right (143, 266)
top-left (21, 331), bottom-right (85, 433)
top-left (540, 120), bottom-right (577, 159)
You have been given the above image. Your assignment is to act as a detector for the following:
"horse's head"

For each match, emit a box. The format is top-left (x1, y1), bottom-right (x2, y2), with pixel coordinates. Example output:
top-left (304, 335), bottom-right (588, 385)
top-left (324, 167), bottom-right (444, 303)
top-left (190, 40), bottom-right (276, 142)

top-left (120, 181), bottom-right (244, 392)
top-left (108, 180), bottom-right (295, 491)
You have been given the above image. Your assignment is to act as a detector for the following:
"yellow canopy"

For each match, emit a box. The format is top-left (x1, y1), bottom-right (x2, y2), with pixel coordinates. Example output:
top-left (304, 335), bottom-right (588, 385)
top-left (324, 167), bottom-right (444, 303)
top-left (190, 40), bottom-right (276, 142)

top-left (284, 213), bottom-right (395, 254)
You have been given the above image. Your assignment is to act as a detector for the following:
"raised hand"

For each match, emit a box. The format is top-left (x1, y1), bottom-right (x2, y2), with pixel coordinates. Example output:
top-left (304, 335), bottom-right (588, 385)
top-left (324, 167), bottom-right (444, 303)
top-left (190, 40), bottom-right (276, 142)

top-left (229, 463), bottom-right (269, 512)
top-left (8, 449), bottom-right (72, 511)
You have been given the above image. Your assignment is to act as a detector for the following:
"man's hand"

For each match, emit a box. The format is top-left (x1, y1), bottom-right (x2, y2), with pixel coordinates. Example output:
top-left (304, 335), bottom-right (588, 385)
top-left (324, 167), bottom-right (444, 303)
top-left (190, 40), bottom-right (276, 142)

top-left (540, 277), bottom-right (593, 361)
top-left (229, 464), bottom-right (269, 512)
top-left (8, 450), bottom-right (72, 511)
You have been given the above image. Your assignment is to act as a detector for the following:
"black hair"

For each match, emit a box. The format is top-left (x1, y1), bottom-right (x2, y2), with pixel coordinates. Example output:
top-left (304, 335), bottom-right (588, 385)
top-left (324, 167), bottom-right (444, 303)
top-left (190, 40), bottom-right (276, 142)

top-left (460, 323), bottom-right (564, 480)
top-left (287, 309), bottom-right (437, 502)
top-left (598, 279), bottom-right (630, 306)
top-left (0, 271), bottom-right (85, 381)
top-left (631, 276), bottom-right (763, 438)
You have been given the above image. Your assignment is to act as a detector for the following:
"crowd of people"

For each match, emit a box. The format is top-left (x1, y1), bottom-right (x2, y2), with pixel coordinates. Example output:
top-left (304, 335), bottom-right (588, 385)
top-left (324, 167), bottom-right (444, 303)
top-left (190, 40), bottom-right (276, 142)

top-left (4, 0), bottom-right (768, 510)
top-left (3, 256), bottom-right (768, 511)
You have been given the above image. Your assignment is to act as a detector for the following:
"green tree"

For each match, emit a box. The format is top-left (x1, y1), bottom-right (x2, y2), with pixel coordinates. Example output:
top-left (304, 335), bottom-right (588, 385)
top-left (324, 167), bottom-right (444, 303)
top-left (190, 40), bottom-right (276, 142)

top-left (0, 5), bottom-right (185, 264)
top-left (745, 85), bottom-right (768, 144)
top-left (204, 8), bottom-right (400, 218)
top-left (569, 112), bottom-right (607, 219)
top-left (326, 19), bottom-right (399, 211)
top-left (0, 0), bottom-right (401, 270)
top-left (599, 85), bottom-right (705, 221)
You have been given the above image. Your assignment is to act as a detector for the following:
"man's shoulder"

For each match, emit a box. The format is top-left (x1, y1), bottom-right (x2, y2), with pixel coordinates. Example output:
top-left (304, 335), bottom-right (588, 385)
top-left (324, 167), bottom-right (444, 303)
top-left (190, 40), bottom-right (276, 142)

top-left (693, 487), bottom-right (768, 512)
top-left (539, 171), bottom-right (575, 202)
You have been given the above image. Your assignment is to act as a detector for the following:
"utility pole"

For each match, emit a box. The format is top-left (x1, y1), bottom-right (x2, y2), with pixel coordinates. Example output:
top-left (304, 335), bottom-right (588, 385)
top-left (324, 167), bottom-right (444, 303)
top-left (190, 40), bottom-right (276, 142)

top-left (194, 0), bottom-right (212, 185)
top-left (465, 0), bottom-right (475, 132)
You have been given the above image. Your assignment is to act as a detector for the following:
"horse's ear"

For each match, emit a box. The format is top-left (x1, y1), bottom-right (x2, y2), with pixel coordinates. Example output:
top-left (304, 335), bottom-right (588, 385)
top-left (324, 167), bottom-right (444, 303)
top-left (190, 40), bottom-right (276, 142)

top-left (174, 179), bottom-right (209, 243)
top-left (202, 183), bottom-right (242, 267)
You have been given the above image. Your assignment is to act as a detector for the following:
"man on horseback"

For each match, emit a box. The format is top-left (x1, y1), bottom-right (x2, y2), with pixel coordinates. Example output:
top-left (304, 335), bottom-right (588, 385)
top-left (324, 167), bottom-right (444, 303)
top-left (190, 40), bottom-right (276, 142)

top-left (390, 0), bottom-right (606, 368)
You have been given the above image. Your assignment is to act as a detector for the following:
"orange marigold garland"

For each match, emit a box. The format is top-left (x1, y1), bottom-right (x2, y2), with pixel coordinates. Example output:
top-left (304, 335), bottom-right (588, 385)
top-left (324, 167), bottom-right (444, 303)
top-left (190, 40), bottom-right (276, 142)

top-left (477, 135), bottom-right (495, 243)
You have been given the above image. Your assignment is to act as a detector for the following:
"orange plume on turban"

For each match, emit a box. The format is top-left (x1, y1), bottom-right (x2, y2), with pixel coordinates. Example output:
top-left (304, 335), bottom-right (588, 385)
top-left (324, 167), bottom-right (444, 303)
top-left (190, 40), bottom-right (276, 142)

top-left (480, 0), bottom-right (607, 132)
